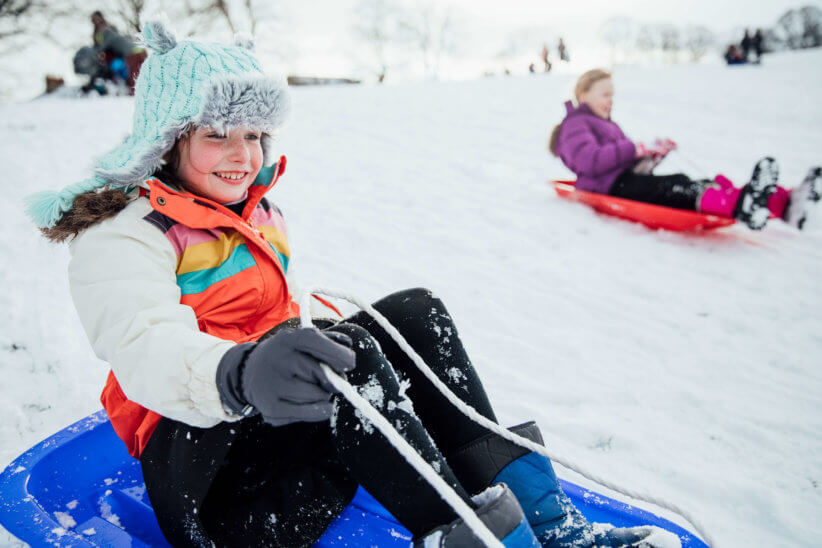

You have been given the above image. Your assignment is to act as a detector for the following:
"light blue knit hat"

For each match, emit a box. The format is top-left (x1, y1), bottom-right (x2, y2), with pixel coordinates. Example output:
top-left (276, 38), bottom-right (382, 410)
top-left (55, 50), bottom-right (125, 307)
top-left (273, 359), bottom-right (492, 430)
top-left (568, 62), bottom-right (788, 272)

top-left (26, 17), bottom-right (291, 229)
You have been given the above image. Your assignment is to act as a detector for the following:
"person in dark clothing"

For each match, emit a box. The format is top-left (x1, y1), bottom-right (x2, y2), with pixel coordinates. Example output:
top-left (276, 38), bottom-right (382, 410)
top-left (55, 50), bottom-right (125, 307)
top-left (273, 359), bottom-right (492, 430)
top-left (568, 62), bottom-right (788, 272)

top-left (752, 29), bottom-right (764, 62)
top-left (558, 37), bottom-right (569, 62)
top-left (89, 10), bottom-right (146, 94)
top-left (740, 29), bottom-right (753, 61)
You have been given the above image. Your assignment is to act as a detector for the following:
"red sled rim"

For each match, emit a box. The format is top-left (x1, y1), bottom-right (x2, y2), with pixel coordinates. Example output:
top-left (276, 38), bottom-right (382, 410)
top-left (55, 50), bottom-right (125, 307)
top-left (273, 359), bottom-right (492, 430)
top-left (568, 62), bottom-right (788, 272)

top-left (551, 180), bottom-right (736, 231)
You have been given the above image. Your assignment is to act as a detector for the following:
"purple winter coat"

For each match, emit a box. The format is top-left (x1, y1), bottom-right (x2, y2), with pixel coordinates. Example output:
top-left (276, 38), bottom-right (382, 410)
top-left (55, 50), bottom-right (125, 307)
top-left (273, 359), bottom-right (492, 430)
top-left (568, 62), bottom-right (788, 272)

top-left (555, 101), bottom-right (637, 194)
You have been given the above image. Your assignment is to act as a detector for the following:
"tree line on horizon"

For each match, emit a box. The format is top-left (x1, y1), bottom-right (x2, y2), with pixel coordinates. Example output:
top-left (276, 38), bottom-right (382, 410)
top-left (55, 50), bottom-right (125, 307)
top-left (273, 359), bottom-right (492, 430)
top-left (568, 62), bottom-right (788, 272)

top-left (599, 5), bottom-right (822, 65)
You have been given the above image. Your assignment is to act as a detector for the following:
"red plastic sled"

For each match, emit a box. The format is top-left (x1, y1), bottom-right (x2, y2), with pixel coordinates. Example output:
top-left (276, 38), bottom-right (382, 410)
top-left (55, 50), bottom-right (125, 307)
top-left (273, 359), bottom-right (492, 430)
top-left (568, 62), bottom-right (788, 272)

top-left (551, 180), bottom-right (736, 232)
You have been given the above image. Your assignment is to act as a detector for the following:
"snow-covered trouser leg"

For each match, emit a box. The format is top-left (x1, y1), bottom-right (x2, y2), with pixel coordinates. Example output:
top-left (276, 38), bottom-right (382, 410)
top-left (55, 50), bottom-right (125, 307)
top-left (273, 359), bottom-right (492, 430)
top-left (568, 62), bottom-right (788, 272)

top-left (326, 321), bottom-right (475, 538)
top-left (414, 483), bottom-right (540, 547)
top-left (344, 287), bottom-right (500, 456)
top-left (448, 423), bottom-right (680, 548)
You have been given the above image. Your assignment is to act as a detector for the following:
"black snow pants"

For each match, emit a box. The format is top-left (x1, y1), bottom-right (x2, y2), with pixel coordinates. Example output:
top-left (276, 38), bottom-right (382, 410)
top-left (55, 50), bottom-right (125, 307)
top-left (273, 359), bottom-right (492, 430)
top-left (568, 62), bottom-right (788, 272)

top-left (140, 288), bottom-right (502, 547)
top-left (609, 171), bottom-right (709, 211)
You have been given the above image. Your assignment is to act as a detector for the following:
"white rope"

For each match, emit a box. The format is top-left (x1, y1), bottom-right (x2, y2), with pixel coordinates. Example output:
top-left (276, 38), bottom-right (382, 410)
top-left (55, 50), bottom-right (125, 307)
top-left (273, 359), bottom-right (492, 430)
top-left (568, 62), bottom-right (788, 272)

top-left (319, 364), bottom-right (502, 548)
top-left (300, 286), bottom-right (714, 547)
top-left (300, 288), bottom-right (502, 547)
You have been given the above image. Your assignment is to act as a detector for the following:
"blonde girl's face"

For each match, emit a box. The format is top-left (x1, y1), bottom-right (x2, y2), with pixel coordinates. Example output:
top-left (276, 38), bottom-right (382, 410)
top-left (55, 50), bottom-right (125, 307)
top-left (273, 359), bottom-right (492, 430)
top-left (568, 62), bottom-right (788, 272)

top-left (176, 126), bottom-right (264, 204)
top-left (579, 78), bottom-right (614, 120)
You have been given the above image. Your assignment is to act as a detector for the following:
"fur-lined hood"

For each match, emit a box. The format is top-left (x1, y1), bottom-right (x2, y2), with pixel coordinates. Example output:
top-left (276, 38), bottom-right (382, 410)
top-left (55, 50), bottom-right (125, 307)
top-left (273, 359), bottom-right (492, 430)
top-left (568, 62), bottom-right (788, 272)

top-left (40, 189), bottom-right (131, 243)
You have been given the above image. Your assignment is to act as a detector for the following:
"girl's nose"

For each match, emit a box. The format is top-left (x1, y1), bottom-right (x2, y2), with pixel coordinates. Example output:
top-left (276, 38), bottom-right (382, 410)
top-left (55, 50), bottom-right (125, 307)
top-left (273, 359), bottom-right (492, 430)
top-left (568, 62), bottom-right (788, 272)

top-left (227, 138), bottom-right (251, 163)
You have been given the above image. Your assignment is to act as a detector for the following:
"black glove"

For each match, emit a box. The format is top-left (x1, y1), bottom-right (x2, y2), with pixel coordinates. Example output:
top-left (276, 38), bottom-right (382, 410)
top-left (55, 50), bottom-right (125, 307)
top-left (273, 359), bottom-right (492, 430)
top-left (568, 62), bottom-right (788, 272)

top-left (216, 327), bottom-right (356, 426)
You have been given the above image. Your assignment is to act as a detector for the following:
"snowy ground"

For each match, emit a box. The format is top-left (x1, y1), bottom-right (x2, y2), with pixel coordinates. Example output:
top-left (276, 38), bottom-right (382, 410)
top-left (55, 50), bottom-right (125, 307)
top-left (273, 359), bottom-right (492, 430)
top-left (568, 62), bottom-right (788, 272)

top-left (1, 49), bottom-right (821, 547)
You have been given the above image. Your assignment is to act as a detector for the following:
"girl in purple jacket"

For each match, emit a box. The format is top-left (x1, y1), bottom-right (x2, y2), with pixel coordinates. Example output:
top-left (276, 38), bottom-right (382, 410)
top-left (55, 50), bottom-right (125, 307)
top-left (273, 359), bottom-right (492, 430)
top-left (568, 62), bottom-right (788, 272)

top-left (549, 69), bottom-right (821, 230)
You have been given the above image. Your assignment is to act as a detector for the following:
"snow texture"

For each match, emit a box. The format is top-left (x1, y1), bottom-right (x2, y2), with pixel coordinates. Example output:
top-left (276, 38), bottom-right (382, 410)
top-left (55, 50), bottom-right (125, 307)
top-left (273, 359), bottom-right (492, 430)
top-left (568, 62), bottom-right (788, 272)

top-left (1, 49), bottom-right (822, 547)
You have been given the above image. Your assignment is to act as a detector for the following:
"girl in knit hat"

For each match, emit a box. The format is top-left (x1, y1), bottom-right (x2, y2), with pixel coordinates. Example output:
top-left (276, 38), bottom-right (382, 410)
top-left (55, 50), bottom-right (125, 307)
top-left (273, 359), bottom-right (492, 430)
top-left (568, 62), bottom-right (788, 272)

top-left (26, 21), bottom-right (677, 548)
top-left (549, 69), bottom-right (821, 230)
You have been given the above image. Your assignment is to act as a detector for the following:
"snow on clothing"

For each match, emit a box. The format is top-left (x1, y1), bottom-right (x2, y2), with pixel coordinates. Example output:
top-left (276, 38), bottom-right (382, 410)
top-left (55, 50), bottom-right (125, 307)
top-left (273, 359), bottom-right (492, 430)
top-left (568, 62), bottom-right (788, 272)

top-left (66, 162), bottom-right (528, 545)
top-left (140, 290), bottom-right (510, 546)
top-left (69, 158), bottom-right (297, 458)
top-left (555, 100), bottom-right (637, 194)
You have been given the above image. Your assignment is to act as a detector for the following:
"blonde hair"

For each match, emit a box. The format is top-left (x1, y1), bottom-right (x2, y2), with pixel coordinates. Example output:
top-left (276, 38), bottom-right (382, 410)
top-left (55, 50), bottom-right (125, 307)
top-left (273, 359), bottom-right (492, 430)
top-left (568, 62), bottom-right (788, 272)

top-left (548, 68), bottom-right (612, 156)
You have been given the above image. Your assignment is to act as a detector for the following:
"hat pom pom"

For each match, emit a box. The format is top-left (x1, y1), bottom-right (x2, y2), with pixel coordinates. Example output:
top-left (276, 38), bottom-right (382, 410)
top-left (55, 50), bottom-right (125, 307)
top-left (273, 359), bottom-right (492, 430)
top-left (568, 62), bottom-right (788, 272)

top-left (24, 177), bottom-right (108, 228)
top-left (24, 190), bottom-right (72, 228)
top-left (234, 32), bottom-right (255, 51)
top-left (141, 16), bottom-right (178, 54)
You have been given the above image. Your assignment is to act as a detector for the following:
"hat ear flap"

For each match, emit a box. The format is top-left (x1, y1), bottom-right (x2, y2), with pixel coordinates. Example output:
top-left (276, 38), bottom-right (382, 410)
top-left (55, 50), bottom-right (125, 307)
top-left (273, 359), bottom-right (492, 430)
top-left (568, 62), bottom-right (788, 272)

top-left (234, 32), bottom-right (255, 51)
top-left (141, 16), bottom-right (178, 54)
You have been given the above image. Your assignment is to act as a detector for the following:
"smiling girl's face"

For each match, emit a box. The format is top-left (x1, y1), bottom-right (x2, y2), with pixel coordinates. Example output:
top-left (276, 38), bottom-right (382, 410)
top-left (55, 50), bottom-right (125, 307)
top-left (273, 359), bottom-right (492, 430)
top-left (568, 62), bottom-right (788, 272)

top-left (176, 126), bottom-right (264, 204)
top-left (578, 77), bottom-right (614, 120)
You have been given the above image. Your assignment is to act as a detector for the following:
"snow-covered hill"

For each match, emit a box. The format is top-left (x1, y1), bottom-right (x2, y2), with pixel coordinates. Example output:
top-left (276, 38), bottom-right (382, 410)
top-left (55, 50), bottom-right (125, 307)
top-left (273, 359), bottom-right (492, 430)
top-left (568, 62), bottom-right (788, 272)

top-left (2, 49), bottom-right (821, 547)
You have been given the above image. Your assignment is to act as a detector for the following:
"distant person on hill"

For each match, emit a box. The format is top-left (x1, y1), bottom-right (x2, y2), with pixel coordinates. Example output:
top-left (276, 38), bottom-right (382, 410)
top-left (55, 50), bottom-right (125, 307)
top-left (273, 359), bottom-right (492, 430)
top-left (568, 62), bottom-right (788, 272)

top-left (90, 10), bottom-right (146, 94)
top-left (26, 21), bottom-right (676, 548)
top-left (541, 44), bottom-right (552, 72)
top-left (548, 69), bottom-right (822, 230)
top-left (558, 38), bottom-right (569, 62)
top-left (740, 29), bottom-right (753, 61)
top-left (752, 29), bottom-right (764, 62)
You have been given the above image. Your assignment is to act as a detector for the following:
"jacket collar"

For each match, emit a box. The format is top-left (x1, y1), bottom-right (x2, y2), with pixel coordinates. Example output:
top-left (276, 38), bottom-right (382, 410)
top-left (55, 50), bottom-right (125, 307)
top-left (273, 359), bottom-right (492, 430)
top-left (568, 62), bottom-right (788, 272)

top-left (565, 100), bottom-right (593, 116)
top-left (564, 100), bottom-right (612, 121)
top-left (142, 155), bottom-right (286, 227)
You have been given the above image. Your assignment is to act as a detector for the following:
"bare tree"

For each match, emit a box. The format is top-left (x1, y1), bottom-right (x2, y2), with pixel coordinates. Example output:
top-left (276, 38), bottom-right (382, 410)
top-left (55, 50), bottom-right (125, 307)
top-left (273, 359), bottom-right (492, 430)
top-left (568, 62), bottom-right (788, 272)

top-left (658, 23), bottom-right (680, 62)
top-left (778, 8), bottom-right (804, 49)
top-left (634, 24), bottom-right (658, 59)
top-left (600, 16), bottom-right (634, 64)
top-left (777, 6), bottom-right (822, 49)
top-left (113, 0), bottom-right (146, 35)
top-left (0, 0), bottom-right (38, 40)
top-left (683, 25), bottom-right (715, 62)
top-left (355, 0), bottom-right (400, 83)
top-left (398, 1), bottom-right (455, 78)
top-left (799, 5), bottom-right (822, 47)
top-left (182, 0), bottom-right (237, 35)
top-left (0, 0), bottom-right (81, 48)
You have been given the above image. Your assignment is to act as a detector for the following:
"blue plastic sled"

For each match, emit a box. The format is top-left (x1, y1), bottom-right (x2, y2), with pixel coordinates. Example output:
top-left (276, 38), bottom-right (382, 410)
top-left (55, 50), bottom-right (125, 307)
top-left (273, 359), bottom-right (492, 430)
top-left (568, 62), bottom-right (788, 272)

top-left (0, 411), bottom-right (708, 547)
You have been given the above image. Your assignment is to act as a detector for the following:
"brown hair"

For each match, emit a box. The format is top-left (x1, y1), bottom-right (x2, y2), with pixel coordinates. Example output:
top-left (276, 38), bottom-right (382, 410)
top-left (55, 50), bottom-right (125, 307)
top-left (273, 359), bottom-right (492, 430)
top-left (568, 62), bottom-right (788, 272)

top-left (548, 68), bottom-right (612, 156)
top-left (152, 130), bottom-right (190, 188)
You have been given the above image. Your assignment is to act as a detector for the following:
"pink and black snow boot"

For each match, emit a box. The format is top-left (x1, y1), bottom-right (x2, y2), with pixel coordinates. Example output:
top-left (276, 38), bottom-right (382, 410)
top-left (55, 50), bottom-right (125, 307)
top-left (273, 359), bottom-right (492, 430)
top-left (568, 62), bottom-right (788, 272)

top-left (733, 157), bottom-right (778, 230)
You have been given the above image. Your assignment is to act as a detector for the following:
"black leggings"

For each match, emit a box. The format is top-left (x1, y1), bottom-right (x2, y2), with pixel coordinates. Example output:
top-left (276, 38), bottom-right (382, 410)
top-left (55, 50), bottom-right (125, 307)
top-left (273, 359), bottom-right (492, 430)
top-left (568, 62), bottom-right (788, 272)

top-left (141, 288), bottom-right (500, 546)
top-left (609, 171), bottom-right (707, 211)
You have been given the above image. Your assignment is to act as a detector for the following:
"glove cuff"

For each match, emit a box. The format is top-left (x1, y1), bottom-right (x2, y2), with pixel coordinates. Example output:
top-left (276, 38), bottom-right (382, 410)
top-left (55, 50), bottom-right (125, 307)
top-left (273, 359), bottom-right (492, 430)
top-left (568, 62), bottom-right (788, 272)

top-left (216, 342), bottom-right (259, 417)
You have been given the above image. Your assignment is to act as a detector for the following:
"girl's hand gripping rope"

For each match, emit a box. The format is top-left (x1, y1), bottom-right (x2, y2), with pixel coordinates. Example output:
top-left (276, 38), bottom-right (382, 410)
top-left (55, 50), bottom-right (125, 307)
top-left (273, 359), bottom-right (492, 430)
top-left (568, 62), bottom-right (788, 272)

top-left (216, 328), bottom-right (356, 426)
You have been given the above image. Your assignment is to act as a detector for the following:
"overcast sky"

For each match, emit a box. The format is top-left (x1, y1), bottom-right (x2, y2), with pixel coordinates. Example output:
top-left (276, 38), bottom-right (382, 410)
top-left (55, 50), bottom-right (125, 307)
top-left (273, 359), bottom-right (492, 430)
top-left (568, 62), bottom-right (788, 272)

top-left (278, 0), bottom-right (813, 78)
top-left (1, 0), bottom-right (817, 99)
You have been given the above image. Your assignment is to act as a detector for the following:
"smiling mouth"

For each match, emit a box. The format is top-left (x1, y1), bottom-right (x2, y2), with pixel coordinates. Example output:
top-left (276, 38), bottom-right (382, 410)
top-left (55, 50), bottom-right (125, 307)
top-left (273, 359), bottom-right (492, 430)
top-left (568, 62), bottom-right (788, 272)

top-left (213, 171), bottom-right (249, 184)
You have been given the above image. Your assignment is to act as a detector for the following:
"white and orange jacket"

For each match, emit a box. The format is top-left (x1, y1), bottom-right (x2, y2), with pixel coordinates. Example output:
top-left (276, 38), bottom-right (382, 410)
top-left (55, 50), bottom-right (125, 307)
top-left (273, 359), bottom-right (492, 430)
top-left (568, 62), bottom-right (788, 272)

top-left (69, 158), bottom-right (333, 458)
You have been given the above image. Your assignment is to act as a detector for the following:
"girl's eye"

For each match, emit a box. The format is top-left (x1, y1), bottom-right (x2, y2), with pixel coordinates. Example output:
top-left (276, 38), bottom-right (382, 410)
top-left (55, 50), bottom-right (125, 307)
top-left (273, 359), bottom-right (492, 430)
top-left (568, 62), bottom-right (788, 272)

top-left (207, 133), bottom-right (226, 139)
top-left (245, 133), bottom-right (261, 141)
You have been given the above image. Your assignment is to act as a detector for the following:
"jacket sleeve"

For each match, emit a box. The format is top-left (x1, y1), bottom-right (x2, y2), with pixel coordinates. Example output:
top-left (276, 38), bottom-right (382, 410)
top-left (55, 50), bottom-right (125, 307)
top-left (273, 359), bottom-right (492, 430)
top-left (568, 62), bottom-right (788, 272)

top-left (559, 116), bottom-right (636, 177)
top-left (68, 201), bottom-right (240, 428)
